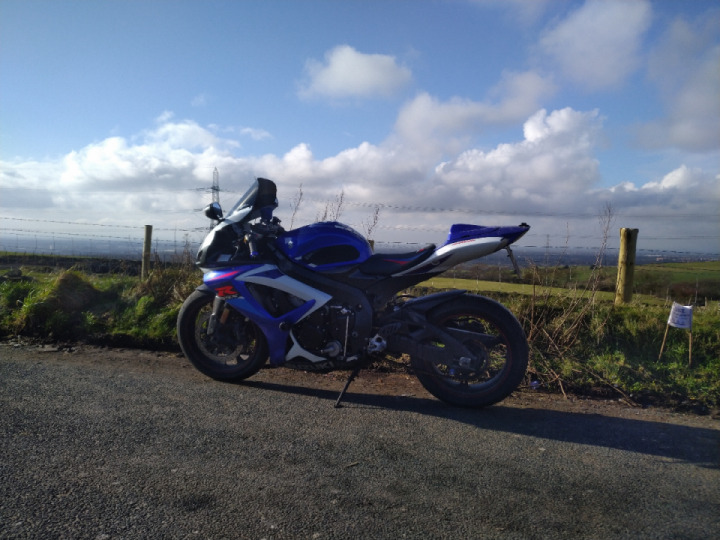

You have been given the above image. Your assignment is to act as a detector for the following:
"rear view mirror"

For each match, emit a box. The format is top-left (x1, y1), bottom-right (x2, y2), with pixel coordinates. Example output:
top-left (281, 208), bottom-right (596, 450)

top-left (204, 202), bottom-right (223, 221)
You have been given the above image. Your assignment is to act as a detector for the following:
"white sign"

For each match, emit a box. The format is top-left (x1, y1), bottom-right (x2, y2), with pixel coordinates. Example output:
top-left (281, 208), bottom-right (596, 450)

top-left (668, 302), bottom-right (693, 329)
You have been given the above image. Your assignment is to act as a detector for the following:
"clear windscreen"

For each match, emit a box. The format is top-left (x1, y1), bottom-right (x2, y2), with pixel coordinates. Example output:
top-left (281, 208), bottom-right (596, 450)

top-left (225, 180), bottom-right (259, 218)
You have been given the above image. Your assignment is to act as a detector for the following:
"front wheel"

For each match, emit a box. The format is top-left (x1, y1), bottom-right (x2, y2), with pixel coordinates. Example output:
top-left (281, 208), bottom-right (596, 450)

top-left (177, 290), bottom-right (268, 381)
top-left (411, 295), bottom-right (528, 408)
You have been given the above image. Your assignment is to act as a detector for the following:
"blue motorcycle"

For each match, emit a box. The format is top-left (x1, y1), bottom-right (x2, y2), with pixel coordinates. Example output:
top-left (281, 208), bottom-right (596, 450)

top-left (177, 178), bottom-right (530, 407)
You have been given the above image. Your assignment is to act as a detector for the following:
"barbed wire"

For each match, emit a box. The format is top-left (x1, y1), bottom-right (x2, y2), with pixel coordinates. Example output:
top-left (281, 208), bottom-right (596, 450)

top-left (2, 203), bottom-right (718, 259)
top-left (2, 216), bottom-right (717, 243)
top-left (2, 228), bottom-right (717, 261)
top-left (0, 217), bottom-right (205, 233)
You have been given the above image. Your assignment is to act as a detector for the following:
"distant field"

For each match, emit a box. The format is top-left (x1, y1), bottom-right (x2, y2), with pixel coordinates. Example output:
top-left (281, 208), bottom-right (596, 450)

top-left (634, 261), bottom-right (720, 283)
top-left (424, 260), bottom-right (720, 304)
top-left (423, 277), bottom-right (633, 304)
top-left (524, 261), bottom-right (719, 285)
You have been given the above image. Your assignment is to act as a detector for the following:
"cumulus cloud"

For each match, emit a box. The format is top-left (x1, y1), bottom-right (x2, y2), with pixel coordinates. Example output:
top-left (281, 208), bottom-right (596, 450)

top-left (393, 71), bottom-right (556, 155)
top-left (1, 106), bottom-right (717, 252)
top-left (298, 45), bottom-right (412, 99)
top-left (0, 158), bottom-right (61, 210)
top-left (0, 117), bottom-right (253, 222)
top-left (636, 12), bottom-right (720, 152)
top-left (432, 108), bottom-right (603, 210)
top-left (539, 0), bottom-right (651, 90)
top-left (594, 166), bottom-right (719, 244)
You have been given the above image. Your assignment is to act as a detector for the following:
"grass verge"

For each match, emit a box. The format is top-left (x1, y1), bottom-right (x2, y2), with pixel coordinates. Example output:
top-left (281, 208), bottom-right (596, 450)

top-left (1, 263), bottom-right (718, 411)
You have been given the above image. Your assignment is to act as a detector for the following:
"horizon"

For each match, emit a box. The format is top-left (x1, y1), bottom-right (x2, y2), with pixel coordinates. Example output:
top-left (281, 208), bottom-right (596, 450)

top-left (1, 229), bottom-right (717, 268)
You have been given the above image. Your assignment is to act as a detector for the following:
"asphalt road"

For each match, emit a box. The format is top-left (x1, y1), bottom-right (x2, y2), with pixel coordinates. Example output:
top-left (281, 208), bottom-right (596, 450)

top-left (1, 342), bottom-right (718, 539)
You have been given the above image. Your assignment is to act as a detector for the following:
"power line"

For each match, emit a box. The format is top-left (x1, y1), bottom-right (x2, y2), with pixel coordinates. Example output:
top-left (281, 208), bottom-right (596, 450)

top-left (2, 216), bottom-right (716, 243)
top-left (0, 217), bottom-right (205, 232)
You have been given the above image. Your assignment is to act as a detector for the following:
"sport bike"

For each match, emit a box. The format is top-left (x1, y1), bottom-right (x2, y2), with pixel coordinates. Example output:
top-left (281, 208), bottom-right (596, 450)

top-left (177, 178), bottom-right (530, 407)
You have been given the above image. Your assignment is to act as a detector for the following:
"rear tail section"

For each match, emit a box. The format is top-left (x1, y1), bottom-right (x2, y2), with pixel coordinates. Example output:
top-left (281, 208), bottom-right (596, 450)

top-left (393, 222), bottom-right (530, 276)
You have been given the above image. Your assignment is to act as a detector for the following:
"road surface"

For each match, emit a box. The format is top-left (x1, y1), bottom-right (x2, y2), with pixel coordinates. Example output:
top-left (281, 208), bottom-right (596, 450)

top-left (1, 342), bottom-right (718, 539)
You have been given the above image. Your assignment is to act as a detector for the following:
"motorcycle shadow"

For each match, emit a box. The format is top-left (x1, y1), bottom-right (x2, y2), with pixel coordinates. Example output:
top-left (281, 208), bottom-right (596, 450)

top-left (240, 377), bottom-right (719, 469)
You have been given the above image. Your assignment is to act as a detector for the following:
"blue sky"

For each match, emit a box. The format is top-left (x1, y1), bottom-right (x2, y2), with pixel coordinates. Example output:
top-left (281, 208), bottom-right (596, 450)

top-left (1, 0), bottom-right (719, 255)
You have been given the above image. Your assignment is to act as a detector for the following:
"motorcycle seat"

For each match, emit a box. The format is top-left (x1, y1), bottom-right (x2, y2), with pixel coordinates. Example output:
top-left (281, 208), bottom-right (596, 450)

top-left (359, 244), bottom-right (436, 276)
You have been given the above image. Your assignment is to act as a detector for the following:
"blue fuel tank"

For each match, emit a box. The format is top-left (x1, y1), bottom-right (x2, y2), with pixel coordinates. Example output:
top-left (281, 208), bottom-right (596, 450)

top-left (276, 221), bottom-right (372, 272)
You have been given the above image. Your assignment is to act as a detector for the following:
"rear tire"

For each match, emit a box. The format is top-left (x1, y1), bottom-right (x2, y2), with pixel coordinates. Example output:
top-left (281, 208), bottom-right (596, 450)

top-left (411, 295), bottom-right (528, 408)
top-left (177, 290), bottom-right (268, 381)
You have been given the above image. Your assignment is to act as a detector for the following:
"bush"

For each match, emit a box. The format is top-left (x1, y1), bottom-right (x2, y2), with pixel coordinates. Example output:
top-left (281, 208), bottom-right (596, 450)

top-left (0, 280), bottom-right (35, 318)
top-left (0, 264), bottom-right (201, 349)
top-left (12, 271), bottom-right (103, 339)
top-left (514, 296), bottom-right (720, 408)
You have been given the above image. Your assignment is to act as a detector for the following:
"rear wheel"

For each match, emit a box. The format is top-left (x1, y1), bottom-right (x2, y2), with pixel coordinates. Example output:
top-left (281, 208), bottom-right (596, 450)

top-left (411, 295), bottom-right (528, 408)
top-left (177, 290), bottom-right (268, 381)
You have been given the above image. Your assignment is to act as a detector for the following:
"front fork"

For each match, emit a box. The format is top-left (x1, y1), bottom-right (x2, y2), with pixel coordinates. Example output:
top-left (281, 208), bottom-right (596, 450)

top-left (206, 296), bottom-right (230, 336)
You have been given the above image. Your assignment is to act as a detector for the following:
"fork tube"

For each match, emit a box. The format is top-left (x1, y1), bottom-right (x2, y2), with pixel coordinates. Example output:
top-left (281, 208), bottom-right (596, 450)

top-left (207, 296), bottom-right (226, 335)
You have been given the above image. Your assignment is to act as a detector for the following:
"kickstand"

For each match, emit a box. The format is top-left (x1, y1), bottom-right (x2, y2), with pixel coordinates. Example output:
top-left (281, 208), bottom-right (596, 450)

top-left (506, 246), bottom-right (522, 277)
top-left (334, 367), bottom-right (361, 408)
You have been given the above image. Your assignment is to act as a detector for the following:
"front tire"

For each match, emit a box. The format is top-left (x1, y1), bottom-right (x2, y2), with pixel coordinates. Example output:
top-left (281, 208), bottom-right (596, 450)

top-left (177, 290), bottom-right (268, 381)
top-left (411, 295), bottom-right (528, 408)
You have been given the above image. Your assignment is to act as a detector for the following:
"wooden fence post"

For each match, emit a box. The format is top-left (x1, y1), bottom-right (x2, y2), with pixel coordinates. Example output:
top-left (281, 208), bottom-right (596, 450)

top-left (615, 228), bottom-right (638, 305)
top-left (141, 225), bottom-right (152, 280)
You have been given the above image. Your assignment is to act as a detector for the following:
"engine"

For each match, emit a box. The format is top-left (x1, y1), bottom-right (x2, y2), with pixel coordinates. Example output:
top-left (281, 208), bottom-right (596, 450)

top-left (292, 303), bottom-right (357, 359)
top-left (249, 284), bottom-right (360, 367)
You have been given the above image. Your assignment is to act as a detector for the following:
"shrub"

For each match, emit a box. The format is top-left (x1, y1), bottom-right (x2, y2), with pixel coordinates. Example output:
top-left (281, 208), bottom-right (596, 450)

top-left (12, 271), bottom-right (103, 339)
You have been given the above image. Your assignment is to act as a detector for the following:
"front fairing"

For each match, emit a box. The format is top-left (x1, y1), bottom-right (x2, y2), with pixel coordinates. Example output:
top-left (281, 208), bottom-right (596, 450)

top-left (196, 219), bottom-right (245, 269)
top-left (196, 178), bottom-right (278, 269)
top-left (202, 263), bottom-right (333, 365)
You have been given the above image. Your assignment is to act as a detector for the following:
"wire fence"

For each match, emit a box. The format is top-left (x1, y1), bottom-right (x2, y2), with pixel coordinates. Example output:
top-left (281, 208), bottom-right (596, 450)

top-left (1, 213), bottom-right (718, 266)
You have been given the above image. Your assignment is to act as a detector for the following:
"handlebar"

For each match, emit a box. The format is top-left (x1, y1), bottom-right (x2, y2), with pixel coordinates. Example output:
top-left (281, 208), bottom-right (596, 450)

top-left (245, 217), bottom-right (284, 259)
top-left (246, 233), bottom-right (259, 258)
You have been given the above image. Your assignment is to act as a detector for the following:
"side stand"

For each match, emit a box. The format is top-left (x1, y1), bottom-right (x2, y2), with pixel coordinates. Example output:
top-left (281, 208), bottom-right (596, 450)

top-left (334, 367), bottom-right (362, 408)
top-left (506, 246), bottom-right (522, 277)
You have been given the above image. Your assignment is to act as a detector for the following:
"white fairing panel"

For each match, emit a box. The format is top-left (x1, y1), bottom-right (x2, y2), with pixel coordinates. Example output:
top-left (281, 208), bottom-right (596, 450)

top-left (237, 264), bottom-right (332, 318)
top-left (395, 236), bottom-right (505, 276)
top-left (237, 264), bottom-right (333, 363)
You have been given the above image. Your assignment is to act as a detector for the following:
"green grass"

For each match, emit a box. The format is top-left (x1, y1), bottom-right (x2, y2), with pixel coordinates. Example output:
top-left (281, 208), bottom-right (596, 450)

top-left (424, 276), bottom-right (622, 302)
top-left (415, 276), bottom-right (719, 410)
top-left (638, 261), bottom-right (720, 281)
top-left (1, 260), bottom-right (718, 410)
top-left (0, 264), bottom-right (198, 349)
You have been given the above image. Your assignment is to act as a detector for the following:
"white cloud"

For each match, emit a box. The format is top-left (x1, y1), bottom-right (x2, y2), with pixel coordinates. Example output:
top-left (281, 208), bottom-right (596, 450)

top-left (595, 167), bottom-right (719, 239)
top-left (0, 117), bottom-right (248, 210)
top-left (433, 108), bottom-right (603, 209)
top-left (640, 165), bottom-right (708, 192)
top-left (191, 93), bottom-right (208, 107)
top-left (1, 107), bottom-right (717, 252)
top-left (636, 12), bottom-right (720, 152)
top-left (298, 45), bottom-right (412, 99)
top-left (539, 0), bottom-right (651, 90)
top-left (155, 110), bottom-right (174, 124)
top-left (393, 71), bottom-right (555, 155)
top-left (144, 118), bottom-right (224, 151)
top-left (239, 127), bottom-right (272, 141)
